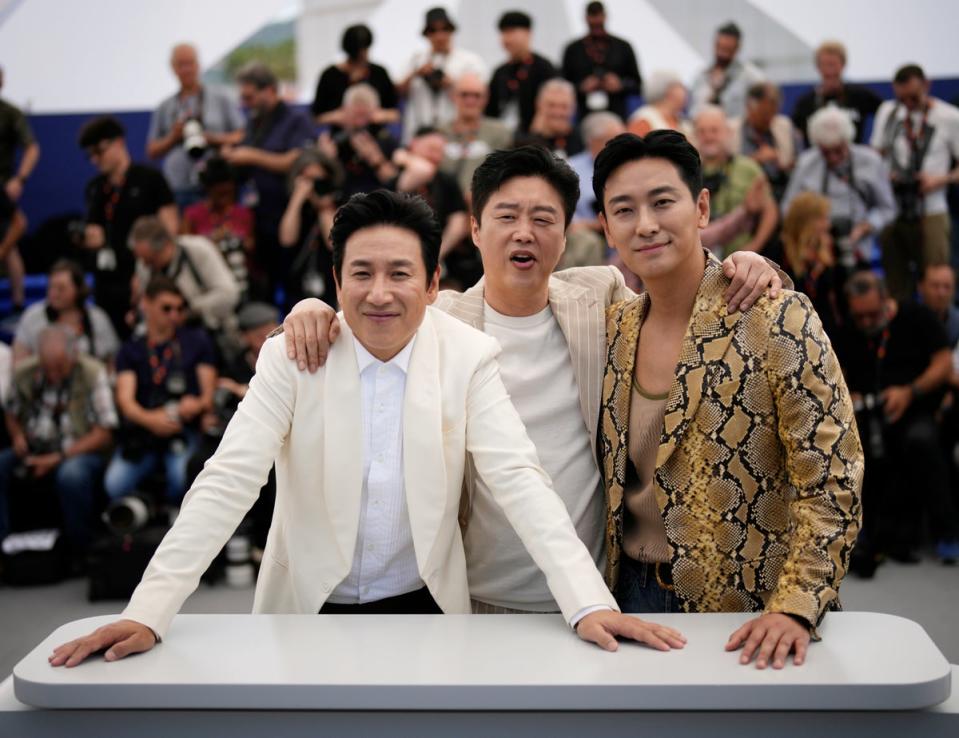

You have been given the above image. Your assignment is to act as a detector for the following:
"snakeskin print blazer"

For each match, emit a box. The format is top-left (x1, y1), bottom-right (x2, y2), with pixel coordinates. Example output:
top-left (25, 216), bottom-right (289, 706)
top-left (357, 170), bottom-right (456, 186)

top-left (598, 254), bottom-right (863, 628)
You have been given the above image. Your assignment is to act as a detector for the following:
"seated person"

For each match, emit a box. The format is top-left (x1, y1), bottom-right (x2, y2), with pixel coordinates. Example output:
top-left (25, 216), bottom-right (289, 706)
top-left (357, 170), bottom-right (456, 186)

top-left (130, 216), bottom-right (240, 334)
top-left (514, 78), bottom-right (583, 159)
top-left (51, 190), bottom-right (686, 666)
top-left (13, 259), bottom-right (119, 367)
top-left (278, 149), bottom-right (342, 309)
top-left (0, 326), bottom-right (116, 553)
top-left (104, 278), bottom-right (216, 506)
top-left (317, 84), bottom-right (400, 198)
top-left (594, 131), bottom-right (862, 668)
top-left (182, 157), bottom-right (255, 304)
top-left (729, 82), bottom-right (799, 202)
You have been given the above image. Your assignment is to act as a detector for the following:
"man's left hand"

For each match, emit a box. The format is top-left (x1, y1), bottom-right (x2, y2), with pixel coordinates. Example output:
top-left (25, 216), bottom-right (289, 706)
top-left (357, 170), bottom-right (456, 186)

top-left (221, 146), bottom-right (256, 167)
top-left (25, 453), bottom-right (62, 479)
top-left (725, 613), bottom-right (810, 669)
top-left (576, 611), bottom-right (686, 652)
top-left (722, 251), bottom-right (782, 312)
top-left (603, 72), bottom-right (623, 93)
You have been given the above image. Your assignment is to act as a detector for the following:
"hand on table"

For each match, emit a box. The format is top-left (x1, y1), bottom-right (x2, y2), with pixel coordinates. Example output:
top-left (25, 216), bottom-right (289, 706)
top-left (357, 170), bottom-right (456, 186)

top-left (725, 613), bottom-right (810, 669)
top-left (576, 611), bottom-right (686, 652)
top-left (49, 619), bottom-right (157, 668)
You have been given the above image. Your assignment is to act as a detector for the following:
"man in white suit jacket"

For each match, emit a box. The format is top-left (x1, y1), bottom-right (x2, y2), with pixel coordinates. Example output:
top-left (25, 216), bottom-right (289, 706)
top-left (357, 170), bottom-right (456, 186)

top-left (283, 147), bottom-right (784, 615)
top-left (51, 190), bottom-right (686, 667)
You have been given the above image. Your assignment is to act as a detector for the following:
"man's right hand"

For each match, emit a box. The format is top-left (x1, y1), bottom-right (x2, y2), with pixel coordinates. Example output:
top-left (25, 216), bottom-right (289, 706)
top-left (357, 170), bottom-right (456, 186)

top-left (283, 299), bottom-right (339, 373)
top-left (145, 410), bottom-right (183, 438)
top-left (49, 619), bottom-right (157, 668)
top-left (575, 611), bottom-right (686, 652)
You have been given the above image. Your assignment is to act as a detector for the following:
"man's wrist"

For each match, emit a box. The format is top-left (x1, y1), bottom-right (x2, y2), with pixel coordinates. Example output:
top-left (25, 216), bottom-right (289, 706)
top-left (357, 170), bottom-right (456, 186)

top-left (909, 381), bottom-right (924, 400)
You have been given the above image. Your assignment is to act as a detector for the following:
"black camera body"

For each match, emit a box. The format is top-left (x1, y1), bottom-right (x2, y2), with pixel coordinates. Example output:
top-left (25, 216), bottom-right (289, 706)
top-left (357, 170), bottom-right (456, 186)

top-left (892, 175), bottom-right (922, 222)
top-left (423, 67), bottom-right (445, 93)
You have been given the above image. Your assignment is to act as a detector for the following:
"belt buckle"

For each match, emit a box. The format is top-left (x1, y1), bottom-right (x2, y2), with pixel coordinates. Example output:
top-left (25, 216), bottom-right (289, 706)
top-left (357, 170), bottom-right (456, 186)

top-left (654, 562), bottom-right (675, 592)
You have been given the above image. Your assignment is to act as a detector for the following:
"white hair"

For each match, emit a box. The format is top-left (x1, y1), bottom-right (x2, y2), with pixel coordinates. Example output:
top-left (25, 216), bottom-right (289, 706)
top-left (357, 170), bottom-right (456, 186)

top-left (343, 82), bottom-right (380, 109)
top-left (537, 77), bottom-right (575, 103)
top-left (644, 70), bottom-right (684, 104)
top-left (807, 105), bottom-right (855, 147)
top-left (693, 103), bottom-right (727, 126)
top-left (580, 112), bottom-right (623, 143)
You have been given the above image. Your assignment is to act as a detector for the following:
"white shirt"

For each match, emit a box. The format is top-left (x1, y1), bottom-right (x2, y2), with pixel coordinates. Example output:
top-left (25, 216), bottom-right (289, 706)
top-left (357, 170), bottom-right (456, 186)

top-left (871, 97), bottom-right (959, 216)
top-left (402, 46), bottom-right (486, 143)
top-left (327, 337), bottom-right (422, 604)
top-left (466, 303), bottom-right (606, 612)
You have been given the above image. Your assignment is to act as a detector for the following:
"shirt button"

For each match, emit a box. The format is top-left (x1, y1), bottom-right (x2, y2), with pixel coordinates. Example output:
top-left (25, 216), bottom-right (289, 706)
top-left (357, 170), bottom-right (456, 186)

top-left (367, 544), bottom-right (375, 552)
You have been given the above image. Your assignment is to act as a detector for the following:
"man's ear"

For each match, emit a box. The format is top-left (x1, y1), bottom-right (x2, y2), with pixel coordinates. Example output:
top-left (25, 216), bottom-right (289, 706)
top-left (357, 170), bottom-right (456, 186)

top-left (469, 215), bottom-right (480, 246)
top-left (598, 211), bottom-right (611, 242)
top-left (427, 267), bottom-right (440, 304)
top-left (696, 188), bottom-right (711, 229)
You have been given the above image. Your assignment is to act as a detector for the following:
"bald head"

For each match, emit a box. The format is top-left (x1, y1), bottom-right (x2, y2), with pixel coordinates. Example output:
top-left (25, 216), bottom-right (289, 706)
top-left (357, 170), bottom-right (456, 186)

top-left (171, 43), bottom-right (200, 89)
top-left (693, 104), bottom-right (730, 162)
top-left (38, 326), bottom-right (78, 385)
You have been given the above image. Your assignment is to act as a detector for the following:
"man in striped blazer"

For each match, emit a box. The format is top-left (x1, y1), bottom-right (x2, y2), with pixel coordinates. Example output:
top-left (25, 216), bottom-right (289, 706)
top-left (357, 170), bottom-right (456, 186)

top-left (285, 146), bottom-right (782, 616)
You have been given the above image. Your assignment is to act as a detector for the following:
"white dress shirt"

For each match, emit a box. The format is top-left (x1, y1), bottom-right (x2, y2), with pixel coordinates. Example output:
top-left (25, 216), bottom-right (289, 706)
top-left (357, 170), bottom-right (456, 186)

top-left (327, 337), bottom-right (423, 604)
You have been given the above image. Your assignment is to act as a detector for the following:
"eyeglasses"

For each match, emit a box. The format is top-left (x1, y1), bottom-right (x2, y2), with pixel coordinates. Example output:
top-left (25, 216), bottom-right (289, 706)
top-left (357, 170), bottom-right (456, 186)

top-left (160, 303), bottom-right (187, 314)
top-left (457, 91), bottom-right (483, 99)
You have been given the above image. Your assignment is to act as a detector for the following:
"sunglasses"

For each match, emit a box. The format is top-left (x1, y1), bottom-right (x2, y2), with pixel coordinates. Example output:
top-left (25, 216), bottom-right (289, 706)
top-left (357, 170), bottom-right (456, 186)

top-left (426, 24), bottom-right (453, 34)
top-left (160, 303), bottom-right (187, 314)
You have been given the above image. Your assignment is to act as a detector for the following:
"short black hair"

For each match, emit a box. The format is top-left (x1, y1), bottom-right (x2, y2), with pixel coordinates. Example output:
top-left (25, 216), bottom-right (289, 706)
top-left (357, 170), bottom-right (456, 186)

top-left (471, 145), bottom-right (580, 227)
top-left (342, 24), bottom-right (373, 59)
top-left (412, 125), bottom-right (442, 138)
top-left (498, 11), bottom-right (532, 30)
top-left (77, 116), bottom-right (125, 149)
top-left (329, 189), bottom-right (440, 287)
top-left (894, 63), bottom-right (926, 85)
top-left (144, 275), bottom-right (183, 301)
top-left (586, 2), bottom-right (605, 16)
top-left (198, 156), bottom-right (237, 188)
top-left (592, 130), bottom-right (703, 211)
top-left (717, 21), bottom-right (742, 40)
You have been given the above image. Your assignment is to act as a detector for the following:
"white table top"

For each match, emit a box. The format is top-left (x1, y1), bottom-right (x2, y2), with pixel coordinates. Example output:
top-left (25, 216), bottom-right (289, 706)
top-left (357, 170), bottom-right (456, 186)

top-left (13, 611), bottom-right (952, 711)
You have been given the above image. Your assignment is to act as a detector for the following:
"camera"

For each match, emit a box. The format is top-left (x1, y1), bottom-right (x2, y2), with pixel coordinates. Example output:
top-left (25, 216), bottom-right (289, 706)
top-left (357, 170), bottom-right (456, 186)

top-left (830, 216), bottom-right (856, 268)
top-left (852, 393), bottom-right (886, 459)
top-left (182, 119), bottom-right (207, 160)
top-left (422, 67), bottom-right (445, 93)
top-left (103, 494), bottom-right (154, 535)
top-left (892, 175), bottom-right (922, 222)
top-left (313, 176), bottom-right (336, 198)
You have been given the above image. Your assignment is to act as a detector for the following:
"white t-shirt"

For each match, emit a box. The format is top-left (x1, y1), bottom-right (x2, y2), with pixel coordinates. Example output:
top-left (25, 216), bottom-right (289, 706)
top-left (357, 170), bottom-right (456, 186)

top-left (465, 303), bottom-right (605, 611)
top-left (402, 46), bottom-right (486, 143)
top-left (871, 97), bottom-right (959, 216)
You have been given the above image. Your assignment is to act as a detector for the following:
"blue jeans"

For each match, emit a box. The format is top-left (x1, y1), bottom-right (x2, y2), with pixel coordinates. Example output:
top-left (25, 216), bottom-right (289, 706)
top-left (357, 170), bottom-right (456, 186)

top-left (104, 430), bottom-right (199, 503)
top-left (0, 446), bottom-right (105, 550)
top-left (615, 556), bottom-right (685, 614)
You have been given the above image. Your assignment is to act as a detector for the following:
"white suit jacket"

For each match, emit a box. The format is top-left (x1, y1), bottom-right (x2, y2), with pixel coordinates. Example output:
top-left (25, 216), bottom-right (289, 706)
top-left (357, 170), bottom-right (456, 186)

top-left (123, 307), bottom-right (617, 637)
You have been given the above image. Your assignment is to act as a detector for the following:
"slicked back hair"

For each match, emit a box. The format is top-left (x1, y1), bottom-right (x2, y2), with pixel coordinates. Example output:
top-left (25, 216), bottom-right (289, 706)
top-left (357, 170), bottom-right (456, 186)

top-left (329, 190), bottom-right (440, 287)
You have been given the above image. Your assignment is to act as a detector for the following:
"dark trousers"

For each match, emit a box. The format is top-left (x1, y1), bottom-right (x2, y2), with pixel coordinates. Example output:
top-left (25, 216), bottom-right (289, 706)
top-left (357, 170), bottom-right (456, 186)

top-left (320, 586), bottom-right (442, 614)
top-left (614, 556), bottom-right (684, 614)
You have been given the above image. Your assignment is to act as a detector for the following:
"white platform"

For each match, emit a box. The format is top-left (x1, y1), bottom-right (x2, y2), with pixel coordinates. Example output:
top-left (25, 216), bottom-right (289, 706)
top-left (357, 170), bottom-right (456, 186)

top-left (2, 611), bottom-right (957, 738)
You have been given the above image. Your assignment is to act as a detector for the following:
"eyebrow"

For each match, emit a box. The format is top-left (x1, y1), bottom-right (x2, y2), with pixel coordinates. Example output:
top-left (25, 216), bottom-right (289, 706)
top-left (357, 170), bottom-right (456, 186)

top-left (492, 202), bottom-right (559, 216)
top-left (347, 258), bottom-right (416, 268)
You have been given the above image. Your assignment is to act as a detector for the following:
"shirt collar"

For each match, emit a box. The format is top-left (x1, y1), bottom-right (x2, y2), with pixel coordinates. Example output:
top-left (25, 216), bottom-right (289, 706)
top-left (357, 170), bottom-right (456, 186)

top-left (352, 335), bottom-right (416, 376)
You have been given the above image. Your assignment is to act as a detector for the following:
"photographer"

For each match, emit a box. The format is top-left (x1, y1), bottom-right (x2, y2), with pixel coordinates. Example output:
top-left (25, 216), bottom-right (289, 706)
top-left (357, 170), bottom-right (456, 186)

top-left (835, 271), bottom-right (958, 571)
top-left (278, 149), bottom-right (341, 309)
top-left (146, 43), bottom-right (245, 208)
top-left (398, 7), bottom-right (485, 143)
top-left (0, 326), bottom-right (116, 555)
top-left (130, 215), bottom-right (240, 334)
top-left (317, 84), bottom-right (398, 198)
top-left (782, 106), bottom-right (897, 274)
top-left (872, 64), bottom-right (959, 301)
top-left (182, 157), bottom-right (255, 304)
top-left (104, 278), bottom-right (216, 506)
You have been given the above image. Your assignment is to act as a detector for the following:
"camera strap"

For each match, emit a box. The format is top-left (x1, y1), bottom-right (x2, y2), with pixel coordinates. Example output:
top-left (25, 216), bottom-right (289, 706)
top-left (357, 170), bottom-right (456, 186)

top-left (170, 243), bottom-right (207, 292)
top-left (821, 153), bottom-right (874, 214)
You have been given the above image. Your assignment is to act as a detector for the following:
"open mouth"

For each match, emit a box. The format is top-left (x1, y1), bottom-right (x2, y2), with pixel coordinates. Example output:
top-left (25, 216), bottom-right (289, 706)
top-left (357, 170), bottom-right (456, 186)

top-left (509, 252), bottom-right (537, 268)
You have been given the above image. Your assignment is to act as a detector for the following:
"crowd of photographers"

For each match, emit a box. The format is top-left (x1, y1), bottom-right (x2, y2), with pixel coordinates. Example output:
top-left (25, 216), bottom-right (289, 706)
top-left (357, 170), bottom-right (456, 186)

top-left (0, 2), bottom-right (958, 579)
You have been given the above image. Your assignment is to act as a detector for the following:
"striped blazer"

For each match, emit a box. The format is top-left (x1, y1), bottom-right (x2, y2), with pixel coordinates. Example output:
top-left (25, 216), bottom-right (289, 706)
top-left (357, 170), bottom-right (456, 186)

top-left (436, 266), bottom-right (631, 526)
